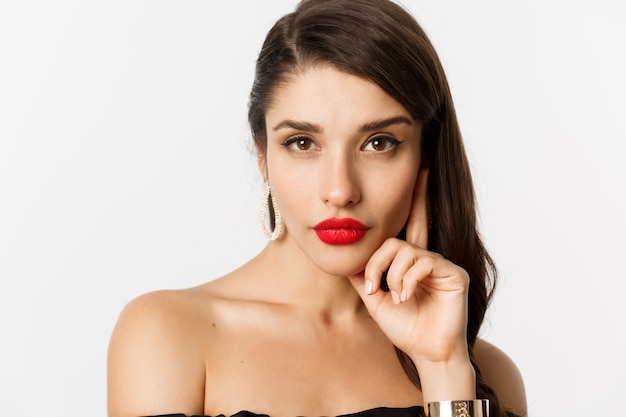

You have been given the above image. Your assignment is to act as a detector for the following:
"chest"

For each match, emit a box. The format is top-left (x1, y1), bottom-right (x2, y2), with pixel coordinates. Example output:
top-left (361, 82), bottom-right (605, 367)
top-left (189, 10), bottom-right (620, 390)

top-left (203, 321), bottom-right (422, 416)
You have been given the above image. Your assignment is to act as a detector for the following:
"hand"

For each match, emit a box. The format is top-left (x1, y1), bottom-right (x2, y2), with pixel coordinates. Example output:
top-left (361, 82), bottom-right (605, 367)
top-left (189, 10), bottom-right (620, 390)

top-left (348, 169), bottom-right (472, 371)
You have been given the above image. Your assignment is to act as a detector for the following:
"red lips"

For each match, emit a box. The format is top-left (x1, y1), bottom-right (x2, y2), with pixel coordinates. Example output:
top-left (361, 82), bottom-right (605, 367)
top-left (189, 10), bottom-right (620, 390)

top-left (312, 217), bottom-right (369, 245)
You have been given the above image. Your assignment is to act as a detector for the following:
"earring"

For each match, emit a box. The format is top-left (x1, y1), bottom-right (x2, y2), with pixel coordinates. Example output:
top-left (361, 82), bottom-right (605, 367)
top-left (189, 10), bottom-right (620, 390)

top-left (259, 180), bottom-right (283, 240)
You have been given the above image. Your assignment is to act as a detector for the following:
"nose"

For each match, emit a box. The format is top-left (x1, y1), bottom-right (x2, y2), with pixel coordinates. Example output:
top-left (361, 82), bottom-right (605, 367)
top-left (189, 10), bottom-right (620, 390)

top-left (319, 152), bottom-right (361, 207)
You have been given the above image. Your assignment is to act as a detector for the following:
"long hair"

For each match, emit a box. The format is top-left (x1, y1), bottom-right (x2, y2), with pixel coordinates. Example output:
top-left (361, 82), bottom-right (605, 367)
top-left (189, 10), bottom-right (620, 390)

top-left (248, 1), bottom-right (514, 416)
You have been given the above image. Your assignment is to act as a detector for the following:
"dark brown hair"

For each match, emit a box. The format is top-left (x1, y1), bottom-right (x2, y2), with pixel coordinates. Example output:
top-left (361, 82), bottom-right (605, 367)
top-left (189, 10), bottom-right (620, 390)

top-left (248, 1), bottom-right (515, 416)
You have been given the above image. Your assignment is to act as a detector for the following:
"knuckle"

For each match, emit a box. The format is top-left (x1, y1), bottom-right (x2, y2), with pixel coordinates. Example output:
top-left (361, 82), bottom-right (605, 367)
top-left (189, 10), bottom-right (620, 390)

top-left (385, 270), bottom-right (402, 286)
top-left (417, 254), bottom-right (437, 267)
top-left (397, 245), bottom-right (416, 258)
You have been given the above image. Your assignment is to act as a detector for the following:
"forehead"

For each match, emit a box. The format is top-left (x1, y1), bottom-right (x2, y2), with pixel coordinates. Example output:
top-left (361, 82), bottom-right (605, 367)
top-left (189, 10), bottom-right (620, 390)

top-left (266, 65), bottom-right (414, 127)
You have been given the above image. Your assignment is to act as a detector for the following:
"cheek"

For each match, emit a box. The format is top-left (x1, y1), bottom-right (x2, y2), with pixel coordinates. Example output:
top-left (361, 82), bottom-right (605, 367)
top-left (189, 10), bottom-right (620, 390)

top-left (387, 186), bottom-right (415, 223)
top-left (373, 167), bottom-right (418, 232)
top-left (266, 159), bottom-right (310, 224)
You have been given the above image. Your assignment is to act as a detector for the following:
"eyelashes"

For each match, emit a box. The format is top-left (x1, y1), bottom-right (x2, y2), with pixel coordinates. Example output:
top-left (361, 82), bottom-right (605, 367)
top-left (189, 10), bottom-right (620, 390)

top-left (281, 134), bottom-right (404, 154)
top-left (281, 135), bottom-right (317, 152)
top-left (361, 135), bottom-right (403, 152)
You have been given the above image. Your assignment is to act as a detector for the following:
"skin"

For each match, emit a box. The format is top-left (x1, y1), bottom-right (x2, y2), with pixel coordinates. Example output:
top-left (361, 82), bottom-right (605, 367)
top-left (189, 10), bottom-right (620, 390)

top-left (107, 65), bottom-right (527, 417)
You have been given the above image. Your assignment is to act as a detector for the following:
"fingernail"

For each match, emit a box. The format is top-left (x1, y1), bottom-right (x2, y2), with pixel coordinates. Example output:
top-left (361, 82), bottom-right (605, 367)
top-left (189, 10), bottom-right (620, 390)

top-left (400, 289), bottom-right (407, 302)
top-left (391, 291), bottom-right (400, 305)
top-left (366, 279), bottom-right (373, 295)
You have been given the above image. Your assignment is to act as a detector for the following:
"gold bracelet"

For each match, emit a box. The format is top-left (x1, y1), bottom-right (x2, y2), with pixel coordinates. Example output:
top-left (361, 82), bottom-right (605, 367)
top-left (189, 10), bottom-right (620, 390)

top-left (427, 400), bottom-right (489, 417)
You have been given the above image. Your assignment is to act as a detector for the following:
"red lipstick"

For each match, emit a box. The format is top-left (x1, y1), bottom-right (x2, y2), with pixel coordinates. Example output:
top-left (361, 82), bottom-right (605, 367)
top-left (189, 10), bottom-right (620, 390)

top-left (312, 217), bottom-right (369, 245)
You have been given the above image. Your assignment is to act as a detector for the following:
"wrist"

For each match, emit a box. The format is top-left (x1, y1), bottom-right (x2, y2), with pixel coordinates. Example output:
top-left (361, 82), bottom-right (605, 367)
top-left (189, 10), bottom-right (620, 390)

top-left (414, 358), bottom-right (476, 404)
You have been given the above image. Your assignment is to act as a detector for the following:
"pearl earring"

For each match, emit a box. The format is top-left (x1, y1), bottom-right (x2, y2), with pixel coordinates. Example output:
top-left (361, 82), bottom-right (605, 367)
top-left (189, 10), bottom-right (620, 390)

top-left (259, 180), bottom-right (282, 240)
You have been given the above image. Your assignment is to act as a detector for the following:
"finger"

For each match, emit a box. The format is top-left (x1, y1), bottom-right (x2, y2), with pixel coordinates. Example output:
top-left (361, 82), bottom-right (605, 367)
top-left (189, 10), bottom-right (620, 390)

top-left (401, 255), bottom-right (468, 302)
top-left (399, 255), bottom-right (437, 303)
top-left (347, 273), bottom-right (390, 313)
top-left (362, 238), bottom-right (402, 294)
top-left (347, 272), bottom-right (368, 296)
top-left (405, 168), bottom-right (429, 249)
top-left (385, 245), bottom-right (419, 304)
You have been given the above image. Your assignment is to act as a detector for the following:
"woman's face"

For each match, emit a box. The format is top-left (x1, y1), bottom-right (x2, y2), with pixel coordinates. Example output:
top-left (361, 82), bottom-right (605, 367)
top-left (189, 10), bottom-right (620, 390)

top-left (262, 65), bottom-right (422, 277)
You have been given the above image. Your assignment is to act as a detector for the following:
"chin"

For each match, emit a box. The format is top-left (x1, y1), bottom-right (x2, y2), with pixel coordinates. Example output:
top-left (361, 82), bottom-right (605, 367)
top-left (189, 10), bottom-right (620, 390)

top-left (315, 256), bottom-right (368, 277)
top-left (289, 232), bottom-right (377, 277)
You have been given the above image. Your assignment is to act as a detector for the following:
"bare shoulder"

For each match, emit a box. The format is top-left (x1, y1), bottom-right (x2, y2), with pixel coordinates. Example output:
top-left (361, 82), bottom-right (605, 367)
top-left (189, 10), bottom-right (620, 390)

top-left (107, 288), bottom-right (215, 417)
top-left (474, 338), bottom-right (527, 416)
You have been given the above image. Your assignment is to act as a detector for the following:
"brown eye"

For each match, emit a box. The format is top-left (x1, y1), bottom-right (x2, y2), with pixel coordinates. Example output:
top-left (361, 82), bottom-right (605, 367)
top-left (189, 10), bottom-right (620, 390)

top-left (362, 135), bottom-right (402, 152)
top-left (295, 137), bottom-right (312, 150)
top-left (282, 135), bottom-right (318, 152)
top-left (370, 138), bottom-right (386, 151)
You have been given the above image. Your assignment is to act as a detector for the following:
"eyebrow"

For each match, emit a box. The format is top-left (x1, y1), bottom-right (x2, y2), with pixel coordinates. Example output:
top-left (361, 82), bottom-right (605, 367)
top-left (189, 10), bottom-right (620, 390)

top-left (359, 116), bottom-right (413, 132)
top-left (272, 116), bottom-right (413, 133)
top-left (272, 120), bottom-right (322, 133)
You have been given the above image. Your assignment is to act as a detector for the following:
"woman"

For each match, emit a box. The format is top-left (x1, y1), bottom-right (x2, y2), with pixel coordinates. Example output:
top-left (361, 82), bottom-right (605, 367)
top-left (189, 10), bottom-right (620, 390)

top-left (108, 1), bottom-right (527, 416)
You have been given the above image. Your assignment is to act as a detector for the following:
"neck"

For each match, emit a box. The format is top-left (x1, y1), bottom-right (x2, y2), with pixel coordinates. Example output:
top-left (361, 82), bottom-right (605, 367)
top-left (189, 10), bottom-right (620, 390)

top-left (246, 237), bottom-right (367, 323)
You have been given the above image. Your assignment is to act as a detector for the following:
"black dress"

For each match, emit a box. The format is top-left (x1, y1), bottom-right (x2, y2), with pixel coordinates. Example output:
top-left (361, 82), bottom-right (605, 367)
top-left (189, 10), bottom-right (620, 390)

top-left (148, 405), bottom-right (425, 417)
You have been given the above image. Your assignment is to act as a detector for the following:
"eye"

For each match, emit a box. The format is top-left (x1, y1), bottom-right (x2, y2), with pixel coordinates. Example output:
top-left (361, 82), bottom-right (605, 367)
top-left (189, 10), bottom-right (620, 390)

top-left (362, 135), bottom-right (402, 152)
top-left (282, 135), bottom-right (318, 152)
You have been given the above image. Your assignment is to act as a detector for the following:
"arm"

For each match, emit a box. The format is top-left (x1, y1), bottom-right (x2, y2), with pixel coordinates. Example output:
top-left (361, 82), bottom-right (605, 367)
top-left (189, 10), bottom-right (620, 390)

top-left (349, 170), bottom-right (476, 402)
top-left (107, 291), bottom-right (206, 417)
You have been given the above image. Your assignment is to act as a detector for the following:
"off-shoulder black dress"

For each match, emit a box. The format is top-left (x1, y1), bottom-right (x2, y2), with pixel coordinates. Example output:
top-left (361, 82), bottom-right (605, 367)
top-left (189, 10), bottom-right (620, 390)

top-left (148, 405), bottom-right (425, 417)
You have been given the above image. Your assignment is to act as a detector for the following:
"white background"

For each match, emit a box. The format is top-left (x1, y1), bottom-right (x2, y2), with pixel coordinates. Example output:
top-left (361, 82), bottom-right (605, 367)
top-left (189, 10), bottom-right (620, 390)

top-left (1, 1), bottom-right (624, 416)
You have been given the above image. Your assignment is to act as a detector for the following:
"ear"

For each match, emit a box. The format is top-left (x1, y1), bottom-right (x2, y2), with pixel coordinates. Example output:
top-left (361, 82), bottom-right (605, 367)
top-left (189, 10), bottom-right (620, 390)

top-left (257, 147), bottom-right (268, 179)
top-left (405, 169), bottom-right (429, 248)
